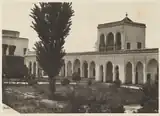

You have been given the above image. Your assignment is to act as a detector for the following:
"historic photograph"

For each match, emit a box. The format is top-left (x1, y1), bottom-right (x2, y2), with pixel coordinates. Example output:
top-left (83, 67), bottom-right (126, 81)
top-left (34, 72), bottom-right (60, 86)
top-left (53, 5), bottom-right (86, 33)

top-left (2, 0), bottom-right (159, 113)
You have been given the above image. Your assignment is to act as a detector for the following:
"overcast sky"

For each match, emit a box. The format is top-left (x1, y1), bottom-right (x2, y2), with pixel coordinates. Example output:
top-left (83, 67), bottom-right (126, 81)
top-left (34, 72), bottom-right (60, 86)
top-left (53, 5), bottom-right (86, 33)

top-left (2, 0), bottom-right (160, 52)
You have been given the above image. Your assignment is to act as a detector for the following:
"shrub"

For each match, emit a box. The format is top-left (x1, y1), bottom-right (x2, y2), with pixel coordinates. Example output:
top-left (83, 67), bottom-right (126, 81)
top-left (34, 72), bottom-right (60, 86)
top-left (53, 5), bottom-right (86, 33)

top-left (72, 72), bottom-right (81, 84)
top-left (87, 79), bottom-right (92, 86)
top-left (138, 80), bottom-right (158, 113)
top-left (61, 78), bottom-right (70, 86)
top-left (113, 79), bottom-right (121, 88)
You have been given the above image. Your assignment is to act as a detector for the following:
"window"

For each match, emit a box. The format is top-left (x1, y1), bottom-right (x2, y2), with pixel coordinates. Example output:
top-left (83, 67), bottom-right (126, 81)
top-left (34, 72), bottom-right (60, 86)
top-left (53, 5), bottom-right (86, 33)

top-left (127, 43), bottom-right (130, 49)
top-left (23, 48), bottom-right (27, 55)
top-left (2, 44), bottom-right (8, 55)
top-left (8, 45), bottom-right (16, 55)
top-left (137, 42), bottom-right (142, 49)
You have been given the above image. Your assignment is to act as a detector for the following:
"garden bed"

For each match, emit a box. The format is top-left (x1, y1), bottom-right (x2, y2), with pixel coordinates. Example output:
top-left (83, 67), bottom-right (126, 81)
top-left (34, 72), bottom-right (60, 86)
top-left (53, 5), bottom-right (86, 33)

top-left (3, 83), bottom-right (143, 113)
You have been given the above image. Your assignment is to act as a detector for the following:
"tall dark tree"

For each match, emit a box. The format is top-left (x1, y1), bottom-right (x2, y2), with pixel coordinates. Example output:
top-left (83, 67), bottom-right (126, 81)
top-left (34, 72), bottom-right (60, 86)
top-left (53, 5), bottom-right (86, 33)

top-left (30, 2), bottom-right (74, 99)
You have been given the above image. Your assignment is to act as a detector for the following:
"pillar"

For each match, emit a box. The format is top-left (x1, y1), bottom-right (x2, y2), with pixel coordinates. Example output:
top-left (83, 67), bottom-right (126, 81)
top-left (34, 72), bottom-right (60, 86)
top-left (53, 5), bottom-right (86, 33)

top-left (132, 63), bottom-right (136, 84)
top-left (103, 64), bottom-right (106, 82)
top-left (112, 64), bottom-right (115, 81)
top-left (95, 64), bottom-right (100, 81)
top-left (65, 62), bottom-right (67, 77)
top-left (88, 63), bottom-right (91, 78)
top-left (36, 62), bottom-right (38, 78)
top-left (119, 64), bottom-right (125, 83)
top-left (143, 63), bottom-right (147, 84)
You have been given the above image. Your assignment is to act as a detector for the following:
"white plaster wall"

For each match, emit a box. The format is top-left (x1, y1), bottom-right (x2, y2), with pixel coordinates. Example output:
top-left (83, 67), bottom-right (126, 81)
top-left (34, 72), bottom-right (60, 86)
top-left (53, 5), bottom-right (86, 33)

top-left (124, 25), bottom-right (145, 50)
top-left (2, 37), bottom-right (28, 57)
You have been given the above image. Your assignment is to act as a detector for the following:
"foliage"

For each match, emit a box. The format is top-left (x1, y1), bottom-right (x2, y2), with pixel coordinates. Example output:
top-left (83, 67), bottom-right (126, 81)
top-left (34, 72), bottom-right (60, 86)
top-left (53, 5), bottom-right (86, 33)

top-left (72, 72), bottom-right (81, 83)
top-left (61, 78), bottom-right (70, 86)
top-left (113, 78), bottom-right (121, 88)
top-left (87, 79), bottom-right (92, 86)
top-left (30, 2), bottom-right (74, 98)
top-left (137, 79), bottom-right (158, 113)
top-left (2, 56), bottom-right (28, 78)
top-left (27, 74), bottom-right (38, 86)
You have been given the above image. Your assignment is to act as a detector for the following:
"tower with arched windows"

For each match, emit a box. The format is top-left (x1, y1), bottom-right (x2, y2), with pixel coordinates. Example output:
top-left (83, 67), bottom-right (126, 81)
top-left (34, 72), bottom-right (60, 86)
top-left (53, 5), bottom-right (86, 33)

top-left (97, 15), bottom-right (146, 52)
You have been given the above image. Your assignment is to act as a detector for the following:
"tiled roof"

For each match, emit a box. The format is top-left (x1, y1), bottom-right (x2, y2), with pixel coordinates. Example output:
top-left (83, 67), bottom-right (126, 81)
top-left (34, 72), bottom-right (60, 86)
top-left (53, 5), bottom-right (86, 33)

top-left (98, 16), bottom-right (146, 29)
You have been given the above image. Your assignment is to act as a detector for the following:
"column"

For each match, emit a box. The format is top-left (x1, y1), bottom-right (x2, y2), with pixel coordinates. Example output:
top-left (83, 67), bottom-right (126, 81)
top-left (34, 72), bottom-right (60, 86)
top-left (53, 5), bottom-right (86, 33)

top-left (103, 64), bottom-right (106, 82)
top-left (88, 63), bottom-right (91, 78)
top-left (65, 62), bottom-right (67, 77)
top-left (132, 63), bottom-right (136, 84)
top-left (36, 62), bottom-right (38, 78)
top-left (121, 32), bottom-right (125, 50)
top-left (95, 64), bottom-right (100, 81)
top-left (112, 64), bottom-right (115, 81)
top-left (31, 62), bottom-right (33, 75)
top-left (113, 33), bottom-right (116, 51)
top-left (119, 64), bottom-right (125, 83)
top-left (143, 63), bottom-right (147, 84)
top-left (80, 63), bottom-right (83, 77)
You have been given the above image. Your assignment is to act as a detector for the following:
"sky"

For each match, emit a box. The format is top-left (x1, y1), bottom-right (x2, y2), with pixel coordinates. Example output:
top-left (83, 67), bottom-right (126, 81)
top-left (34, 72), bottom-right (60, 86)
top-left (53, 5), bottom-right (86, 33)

top-left (2, 0), bottom-right (160, 52)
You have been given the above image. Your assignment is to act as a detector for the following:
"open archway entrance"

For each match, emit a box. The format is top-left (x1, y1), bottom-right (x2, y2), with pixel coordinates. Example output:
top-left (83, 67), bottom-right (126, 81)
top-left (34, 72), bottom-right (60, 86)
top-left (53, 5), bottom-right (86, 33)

top-left (125, 62), bottom-right (132, 84)
top-left (89, 61), bottom-right (96, 78)
top-left (115, 65), bottom-right (119, 81)
top-left (33, 62), bottom-right (36, 77)
top-left (99, 34), bottom-right (105, 52)
top-left (100, 65), bottom-right (103, 82)
top-left (106, 62), bottom-right (113, 82)
top-left (82, 61), bottom-right (88, 78)
top-left (73, 59), bottom-right (81, 76)
top-left (147, 59), bottom-right (158, 82)
top-left (135, 62), bottom-right (143, 84)
top-left (67, 61), bottom-right (72, 76)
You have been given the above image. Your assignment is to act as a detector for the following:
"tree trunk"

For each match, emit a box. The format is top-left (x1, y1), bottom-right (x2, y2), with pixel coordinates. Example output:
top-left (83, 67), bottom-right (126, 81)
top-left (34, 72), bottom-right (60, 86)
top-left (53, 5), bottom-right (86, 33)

top-left (49, 77), bottom-right (56, 100)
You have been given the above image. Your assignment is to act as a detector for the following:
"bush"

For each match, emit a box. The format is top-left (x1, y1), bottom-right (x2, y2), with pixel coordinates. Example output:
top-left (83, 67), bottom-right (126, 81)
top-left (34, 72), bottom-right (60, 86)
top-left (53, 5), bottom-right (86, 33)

top-left (138, 81), bottom-right (158, 113)
top-left (61, 78), bottom-right (70, 86)
top-left (72, 72), bottom-right (81, 83)
top-left (87, 79), bottom-right (92, 86)
top-left (113, 79), bottom-right (121, 88)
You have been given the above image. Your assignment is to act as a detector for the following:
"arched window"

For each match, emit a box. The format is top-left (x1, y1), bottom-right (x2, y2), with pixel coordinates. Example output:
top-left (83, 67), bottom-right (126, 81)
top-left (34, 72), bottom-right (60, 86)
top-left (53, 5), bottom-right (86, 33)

top-left (115, 32), bottom-right (121, 50)
top-left (127, 43), bottom-right (130, 49)
top-left (137, 42), bottom-right (142, 49)
top-left (106, 32), bottom-right (114, 51)
top-left (99, 34), bottom-right (105, 52)
top-left (9, 45), bottom-right (16, 55)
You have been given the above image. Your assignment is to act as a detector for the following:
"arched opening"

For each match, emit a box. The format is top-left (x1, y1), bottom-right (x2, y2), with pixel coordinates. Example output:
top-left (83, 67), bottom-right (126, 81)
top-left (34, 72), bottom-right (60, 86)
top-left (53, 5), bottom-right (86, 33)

top-left (99, 34), bottom-right (105, 52)
top-left (73, 59), bottom-right (81, 76)
top-left (82, 61), bottom-right (88, 78)
top-left (61, 63), bottom-right (65, 77)
top-left (115, 32), bottom-right (121, 50)
top-left (89, 61), bottom-right (96, 78)
top-left (115, 65), bottom-right (119, 81)
top-left (147, 59), bottom-right (158, 82)
top-left (106, 62), bottom-right (113, 82)
top-left (136, 62), bottom-right (144, 84)
top-left (100, 65), bottom-right (103, 82)
top-left (29, 62), bottom-right (32, 75)
top-left (106, 32), bottom-right (114, 51)
top-left (33, 62), bottom-right (36, 77)
top-left (67, 61), bottom-right (72, 76)
top-left (125, 62), bottom-right (132, 84)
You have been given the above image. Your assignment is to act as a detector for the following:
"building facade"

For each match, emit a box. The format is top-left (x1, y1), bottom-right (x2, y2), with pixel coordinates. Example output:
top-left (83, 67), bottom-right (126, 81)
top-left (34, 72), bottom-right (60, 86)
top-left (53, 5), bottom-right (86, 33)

top-left (25, 15), bottom-right (159, 84)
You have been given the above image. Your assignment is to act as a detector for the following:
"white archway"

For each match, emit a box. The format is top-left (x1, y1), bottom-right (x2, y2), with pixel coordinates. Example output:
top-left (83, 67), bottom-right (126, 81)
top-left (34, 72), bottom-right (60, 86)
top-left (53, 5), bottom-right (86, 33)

top-left (67, 61), bottom-right (72, 76)
top-left (125, 62), bottom-right (132, 84)
top-left (82, 61), bottom-right (88, 78)
top-left (106, 61), bottom-right (113, 82)
top-left (73, 59), bottom-right (81, 76)
top-left (136, 61), bottom-right (143, 84)
top-left (89, 61), bottom-right (96, 78)
top-left (147, 59), bottom-right (158, 82)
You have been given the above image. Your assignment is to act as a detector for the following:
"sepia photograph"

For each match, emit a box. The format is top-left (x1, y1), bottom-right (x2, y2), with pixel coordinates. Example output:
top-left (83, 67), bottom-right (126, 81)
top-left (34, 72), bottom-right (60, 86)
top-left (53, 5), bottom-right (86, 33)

top-left (2, 0), bottom-right (159, 114)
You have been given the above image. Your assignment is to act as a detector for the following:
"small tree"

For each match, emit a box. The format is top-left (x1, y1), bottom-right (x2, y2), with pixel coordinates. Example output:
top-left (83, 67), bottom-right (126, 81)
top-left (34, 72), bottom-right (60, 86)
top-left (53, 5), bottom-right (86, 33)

top-left (72, 72), bottom-right (81, 84)
top-left (30, 2), bottom-right (74, 99)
